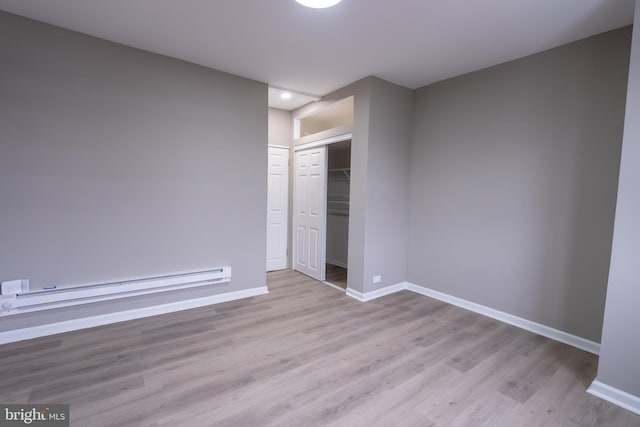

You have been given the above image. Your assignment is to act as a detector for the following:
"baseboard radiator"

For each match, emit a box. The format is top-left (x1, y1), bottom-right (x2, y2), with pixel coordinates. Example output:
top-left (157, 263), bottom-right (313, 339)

top-left (0, 267), bottom-right (231, 316)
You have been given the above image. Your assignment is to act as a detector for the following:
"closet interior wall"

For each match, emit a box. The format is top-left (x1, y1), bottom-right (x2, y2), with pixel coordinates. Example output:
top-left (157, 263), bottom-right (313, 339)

top-left (326, 141), bottom-right (351, 270)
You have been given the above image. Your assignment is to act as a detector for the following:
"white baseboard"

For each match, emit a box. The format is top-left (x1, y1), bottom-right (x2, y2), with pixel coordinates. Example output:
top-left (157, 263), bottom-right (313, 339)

top-left (322, 281), bottom-right (346, 293)
top-left (344, 280), bottom-right (599, 355)
top-left (326, 259), bottom-right (348, 269)
top-left (405, 283), bottom-right (600, 355)
top-left (0, 286), bottom-right (269, 345)
top-left (344, 288), bottom-right (365, 301)
top-left (588, 380), bottom-right (640, 415)
top-left (346, 282), bottom-right (408, 302)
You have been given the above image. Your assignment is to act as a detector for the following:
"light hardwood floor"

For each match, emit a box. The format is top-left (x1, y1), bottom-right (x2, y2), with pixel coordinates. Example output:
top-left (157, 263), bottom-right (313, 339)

top-left (0, 270), bottom-right (638, 426)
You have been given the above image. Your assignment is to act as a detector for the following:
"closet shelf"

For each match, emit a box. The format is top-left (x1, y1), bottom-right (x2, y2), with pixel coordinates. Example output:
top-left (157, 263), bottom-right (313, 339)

top-left (328, 199), bottom-right (350, 216)
top-left (329, 168), bottom-right (351, 180)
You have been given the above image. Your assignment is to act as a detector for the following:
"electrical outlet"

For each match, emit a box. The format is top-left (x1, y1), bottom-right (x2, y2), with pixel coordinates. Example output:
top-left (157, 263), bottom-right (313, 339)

top-left (373, 275), bottom-right (381, 284)
top-left (1, 279), bottom-right (29, 295)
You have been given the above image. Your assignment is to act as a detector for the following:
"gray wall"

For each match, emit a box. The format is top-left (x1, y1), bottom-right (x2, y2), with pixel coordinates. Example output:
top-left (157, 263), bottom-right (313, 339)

top-left (363, 78), bottom-right (413, 292)
top-left (408, 27), bottom-right (631, 342)
top-left (0, 12), bottom-right (267, 322)
top-left (596, 1), bottom-right (640, 397)
top-left (268, 108), bottom-right (292, 147)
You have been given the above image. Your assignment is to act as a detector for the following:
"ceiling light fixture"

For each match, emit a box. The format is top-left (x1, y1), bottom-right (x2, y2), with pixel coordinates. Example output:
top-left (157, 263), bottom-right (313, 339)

top-left (295, 0), bottom-right (342, 9)
top-left (280, 92), bottom-right (293, 99)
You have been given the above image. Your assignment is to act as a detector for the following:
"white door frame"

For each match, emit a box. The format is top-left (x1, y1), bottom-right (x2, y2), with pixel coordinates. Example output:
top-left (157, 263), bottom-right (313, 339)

top-left (293, 133), bottom-right (353, 152)
top-left (293, 133), bottom-right (352, 282)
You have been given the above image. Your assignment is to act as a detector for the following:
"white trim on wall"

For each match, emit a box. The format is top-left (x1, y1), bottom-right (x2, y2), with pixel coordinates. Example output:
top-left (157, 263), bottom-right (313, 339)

top-left (405, 283), bottom-right (600, 355)
top-left (322, 281), bottom-right (347, 293)
top-left (344, 281), bottom-right (600, 355)
top-left (0, 286), bottom-right (269, 345)
top-left (293, 133), bottom-right (353, 152)
top-left (346, 282), bottom-right (408, 302)
top-left (587, 380), bottom-right (640, 416)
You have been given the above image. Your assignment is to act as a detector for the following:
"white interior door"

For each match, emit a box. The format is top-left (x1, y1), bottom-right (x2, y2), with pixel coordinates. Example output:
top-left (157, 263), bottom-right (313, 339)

top-left (294, 146), bottom-right (327, 281)
top-left (266, 146), bottom-right (289, 272)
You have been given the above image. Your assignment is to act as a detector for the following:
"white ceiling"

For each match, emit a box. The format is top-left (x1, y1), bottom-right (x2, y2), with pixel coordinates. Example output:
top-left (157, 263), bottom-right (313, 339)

top-left (268, 87), bottom-right (320, 110)
top-left (0, 0), bottom-right (634, 105)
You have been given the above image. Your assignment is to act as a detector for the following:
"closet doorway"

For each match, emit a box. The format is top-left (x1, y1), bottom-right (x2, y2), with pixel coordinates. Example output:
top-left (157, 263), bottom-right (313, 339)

top-left (325, 140), bottom-right (351, 290)
top-left (293, 135), bottom-right (351, 290)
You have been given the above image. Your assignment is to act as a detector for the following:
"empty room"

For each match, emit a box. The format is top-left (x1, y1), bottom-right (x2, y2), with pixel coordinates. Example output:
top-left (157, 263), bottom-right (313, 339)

top-left (1, 0), bottom-right (639, 426)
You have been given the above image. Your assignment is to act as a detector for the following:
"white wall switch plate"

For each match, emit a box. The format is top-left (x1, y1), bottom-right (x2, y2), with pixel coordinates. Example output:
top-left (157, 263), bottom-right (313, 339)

top-left (373, 275), bottom-right (381, 284)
